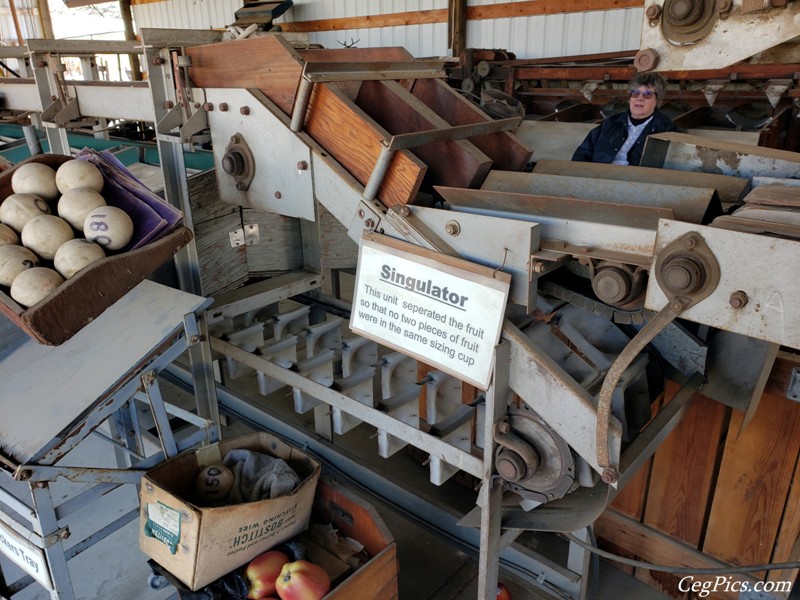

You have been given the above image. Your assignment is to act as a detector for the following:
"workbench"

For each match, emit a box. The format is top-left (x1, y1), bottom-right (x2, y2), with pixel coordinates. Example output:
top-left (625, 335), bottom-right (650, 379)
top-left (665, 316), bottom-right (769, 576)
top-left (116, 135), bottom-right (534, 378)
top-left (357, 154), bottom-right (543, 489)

top-left (0, 279), bottom-right (220, 600)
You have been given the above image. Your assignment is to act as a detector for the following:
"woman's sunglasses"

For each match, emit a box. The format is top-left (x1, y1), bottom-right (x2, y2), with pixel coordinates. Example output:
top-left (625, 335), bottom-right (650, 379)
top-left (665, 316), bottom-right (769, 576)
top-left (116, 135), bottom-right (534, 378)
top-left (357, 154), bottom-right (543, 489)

top-left (630, 90), bottom-right (656, 99)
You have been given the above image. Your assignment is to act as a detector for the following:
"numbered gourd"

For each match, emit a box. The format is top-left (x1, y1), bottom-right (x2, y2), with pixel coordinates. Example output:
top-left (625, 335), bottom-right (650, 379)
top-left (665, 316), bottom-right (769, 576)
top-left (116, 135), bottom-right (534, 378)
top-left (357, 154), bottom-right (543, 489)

top-left (0, 245), bottom-right (39, 287)
top-left (0, 193), bottom-right (51, 232)
top-left (83, 206), bottom-right (134, 251)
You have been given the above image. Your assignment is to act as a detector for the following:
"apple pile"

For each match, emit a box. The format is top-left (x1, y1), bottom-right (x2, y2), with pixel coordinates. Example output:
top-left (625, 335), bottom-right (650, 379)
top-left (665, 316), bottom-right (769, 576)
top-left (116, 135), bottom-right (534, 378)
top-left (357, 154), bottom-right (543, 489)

top-left (0, 159), bottom-right (134, 308)
top-left (245, 550), bottom-right (331, 600)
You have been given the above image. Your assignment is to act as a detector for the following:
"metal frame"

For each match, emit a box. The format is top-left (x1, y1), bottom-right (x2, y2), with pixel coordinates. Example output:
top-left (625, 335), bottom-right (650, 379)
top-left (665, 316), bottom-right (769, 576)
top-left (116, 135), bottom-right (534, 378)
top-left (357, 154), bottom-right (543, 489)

top-left (0, 281), bottom-right (219, 599)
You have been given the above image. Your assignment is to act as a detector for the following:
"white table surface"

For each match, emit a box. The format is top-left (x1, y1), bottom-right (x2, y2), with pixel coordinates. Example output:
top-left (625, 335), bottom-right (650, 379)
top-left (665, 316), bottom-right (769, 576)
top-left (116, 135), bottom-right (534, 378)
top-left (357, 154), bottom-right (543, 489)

top-left (0, 280), bottom-right (209, 466)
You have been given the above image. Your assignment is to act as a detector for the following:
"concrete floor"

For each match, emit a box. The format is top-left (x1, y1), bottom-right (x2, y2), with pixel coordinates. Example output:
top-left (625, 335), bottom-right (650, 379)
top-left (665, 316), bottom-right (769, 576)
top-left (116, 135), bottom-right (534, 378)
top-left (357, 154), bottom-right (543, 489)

top-left (0, 374), bottom-right (671, 600)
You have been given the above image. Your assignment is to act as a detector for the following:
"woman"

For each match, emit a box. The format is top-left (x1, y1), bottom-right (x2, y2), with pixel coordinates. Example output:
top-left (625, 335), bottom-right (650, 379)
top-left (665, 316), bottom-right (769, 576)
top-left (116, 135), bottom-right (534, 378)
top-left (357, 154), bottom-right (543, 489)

top-left (571, 72), bottom-right (677, 166)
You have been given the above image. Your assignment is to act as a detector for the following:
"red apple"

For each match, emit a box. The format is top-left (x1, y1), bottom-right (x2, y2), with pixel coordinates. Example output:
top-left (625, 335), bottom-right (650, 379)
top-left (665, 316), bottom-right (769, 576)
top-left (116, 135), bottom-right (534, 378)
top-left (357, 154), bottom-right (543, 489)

top-left (245, 550), bottom-right (290, 599)
top-left (497, 582), bottom-right (512, 600)
top-left (275, 560), bottom-right (331, 600)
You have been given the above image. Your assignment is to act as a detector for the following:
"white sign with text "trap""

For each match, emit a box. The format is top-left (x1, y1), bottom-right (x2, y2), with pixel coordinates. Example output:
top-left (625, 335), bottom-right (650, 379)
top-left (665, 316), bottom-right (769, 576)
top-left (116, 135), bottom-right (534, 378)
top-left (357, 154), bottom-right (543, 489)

top-left (350, 234), bottom-right (511, 389)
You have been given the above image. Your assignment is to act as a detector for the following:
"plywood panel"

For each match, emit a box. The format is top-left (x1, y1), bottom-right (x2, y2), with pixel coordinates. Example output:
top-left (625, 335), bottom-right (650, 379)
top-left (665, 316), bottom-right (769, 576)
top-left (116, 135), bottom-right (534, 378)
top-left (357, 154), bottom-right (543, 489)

top-left (703, 392), bottom-right (800, 576)
top-left (187, 34), bottom-right (303, 115)
top-left (306, 83), bottom-right (426, 206)
top-left (355, 79), bottom-right (491, 189)
top-left (195, 211), bottom-right (248, 297)
top-left (411, 78), bottom-right (532, 171)
top-left (636, 386), bottom-right (727, 597)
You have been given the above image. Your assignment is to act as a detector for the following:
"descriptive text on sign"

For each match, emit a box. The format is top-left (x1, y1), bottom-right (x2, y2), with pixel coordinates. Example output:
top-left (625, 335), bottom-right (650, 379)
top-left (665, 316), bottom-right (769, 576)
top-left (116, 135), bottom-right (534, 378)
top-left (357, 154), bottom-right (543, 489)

top-left (0, 518), bottom-right (52, 590)
top-left (350, 233), bottom-right (511, 389)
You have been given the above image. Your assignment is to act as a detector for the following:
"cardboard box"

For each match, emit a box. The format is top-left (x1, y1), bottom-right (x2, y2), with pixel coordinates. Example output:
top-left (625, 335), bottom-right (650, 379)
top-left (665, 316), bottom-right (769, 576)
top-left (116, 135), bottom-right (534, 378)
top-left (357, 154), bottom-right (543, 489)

top-left (0, 153), bottom-right (192, 345)
top-left (139, 432), bottom-right (321, 591)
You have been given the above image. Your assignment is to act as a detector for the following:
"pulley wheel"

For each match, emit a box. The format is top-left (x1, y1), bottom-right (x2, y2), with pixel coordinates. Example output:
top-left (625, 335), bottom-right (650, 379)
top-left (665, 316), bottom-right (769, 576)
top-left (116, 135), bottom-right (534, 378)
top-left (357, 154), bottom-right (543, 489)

top-left (662, 0), bottom-right (717, 44)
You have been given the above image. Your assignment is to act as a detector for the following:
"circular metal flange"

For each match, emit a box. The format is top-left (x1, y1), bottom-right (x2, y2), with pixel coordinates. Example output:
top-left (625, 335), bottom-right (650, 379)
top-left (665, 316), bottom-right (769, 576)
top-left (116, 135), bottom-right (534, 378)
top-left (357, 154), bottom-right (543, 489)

top-left (661, 0), bottom-right (718, 45)
top-left (654, 231), bottom-right (721, 305)
top-left (222, 133), bottom-right (255, 192)
top-left (496, 406), bottom-right (576, 504)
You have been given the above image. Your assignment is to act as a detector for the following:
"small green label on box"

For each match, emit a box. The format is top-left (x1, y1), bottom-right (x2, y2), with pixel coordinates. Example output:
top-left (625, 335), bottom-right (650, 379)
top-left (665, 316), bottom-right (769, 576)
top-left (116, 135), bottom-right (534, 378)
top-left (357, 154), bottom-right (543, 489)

top-left (144, 501), bottom-right (181, 555)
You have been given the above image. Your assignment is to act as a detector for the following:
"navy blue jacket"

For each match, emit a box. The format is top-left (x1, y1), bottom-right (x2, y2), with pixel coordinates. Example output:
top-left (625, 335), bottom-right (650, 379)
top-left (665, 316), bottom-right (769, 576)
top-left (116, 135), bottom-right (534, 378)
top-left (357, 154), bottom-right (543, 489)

top-left (571, 109), bottom-right (677, 165)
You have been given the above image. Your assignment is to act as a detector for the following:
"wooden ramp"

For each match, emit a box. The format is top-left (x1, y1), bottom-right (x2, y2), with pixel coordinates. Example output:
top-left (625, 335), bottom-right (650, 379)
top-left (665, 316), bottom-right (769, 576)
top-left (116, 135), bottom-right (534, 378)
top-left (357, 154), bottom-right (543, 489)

top-left (186, 34), bottom-right (530, 206)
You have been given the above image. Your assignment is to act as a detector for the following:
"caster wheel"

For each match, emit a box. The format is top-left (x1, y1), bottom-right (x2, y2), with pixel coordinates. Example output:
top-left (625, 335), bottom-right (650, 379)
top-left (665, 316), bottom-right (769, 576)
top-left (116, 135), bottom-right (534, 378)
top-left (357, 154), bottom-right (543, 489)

top-left (148, 573), bottom-right (169, 590)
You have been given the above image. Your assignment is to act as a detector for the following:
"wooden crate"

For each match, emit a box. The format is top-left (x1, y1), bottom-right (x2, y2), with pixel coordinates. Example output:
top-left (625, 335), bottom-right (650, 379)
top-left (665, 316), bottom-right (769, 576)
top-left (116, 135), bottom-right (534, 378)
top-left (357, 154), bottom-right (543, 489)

top-left (313, 475), bottom-right (399, 600)
top-left (0, 154), bottom-right (192, 345)
top-left (596, 358), bottom-right (800, 600)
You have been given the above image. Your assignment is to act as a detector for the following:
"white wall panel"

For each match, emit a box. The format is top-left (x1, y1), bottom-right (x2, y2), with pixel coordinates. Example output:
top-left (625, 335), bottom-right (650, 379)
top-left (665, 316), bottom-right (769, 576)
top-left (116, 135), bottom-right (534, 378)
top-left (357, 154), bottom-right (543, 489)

top-left (132, 0), bottom-right (643, 60)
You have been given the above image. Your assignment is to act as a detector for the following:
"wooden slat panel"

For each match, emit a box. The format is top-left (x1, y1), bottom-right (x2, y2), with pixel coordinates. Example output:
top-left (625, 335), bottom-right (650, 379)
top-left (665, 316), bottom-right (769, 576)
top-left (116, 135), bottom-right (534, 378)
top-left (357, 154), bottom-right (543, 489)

top-left (195, 211), bottom-right (248, 297)
top-left (595, 509), bottom-right (757, 600)
top-left (187, 34), bottom-right (303, 115)
top-left (703, 392), bottom-right (800, 577)
top-left (767, 449), bottom-right (800, 596)
top-left (355, 80), bottom-right (492, 189)
top-left (636, 385), bottom-right (727, 598)
top-left (410, 78), bottom-right (532, 172)
top-left (306, 83), bottom-right (426, 207)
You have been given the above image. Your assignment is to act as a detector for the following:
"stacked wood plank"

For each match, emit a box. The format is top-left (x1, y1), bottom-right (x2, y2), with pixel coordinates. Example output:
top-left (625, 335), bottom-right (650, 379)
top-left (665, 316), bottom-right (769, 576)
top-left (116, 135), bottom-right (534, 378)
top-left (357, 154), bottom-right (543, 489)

top-left (186, 34), bottom-right (531, 207)
top-left (597, 362), bottom-right (800, 599)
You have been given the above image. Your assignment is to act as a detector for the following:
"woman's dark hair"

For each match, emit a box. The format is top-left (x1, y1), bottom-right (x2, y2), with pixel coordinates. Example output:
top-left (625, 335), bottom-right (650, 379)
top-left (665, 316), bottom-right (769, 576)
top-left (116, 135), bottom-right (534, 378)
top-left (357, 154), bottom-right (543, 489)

top-left (629, 72), bottom-right (667, 101)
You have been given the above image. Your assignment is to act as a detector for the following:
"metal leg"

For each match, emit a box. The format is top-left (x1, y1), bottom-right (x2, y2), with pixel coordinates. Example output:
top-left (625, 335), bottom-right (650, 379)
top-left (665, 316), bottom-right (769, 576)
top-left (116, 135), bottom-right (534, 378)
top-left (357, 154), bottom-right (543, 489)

top-left (184, 312), bottom-right (221, 443)
top-left (477, 341), bottom-right (510, 600)
top-left (567, 528), bottom-right (592, 600)
top-left (29, 484), bottom-right (73, 600)
top-left (141, 371), bottom-right (179, 458)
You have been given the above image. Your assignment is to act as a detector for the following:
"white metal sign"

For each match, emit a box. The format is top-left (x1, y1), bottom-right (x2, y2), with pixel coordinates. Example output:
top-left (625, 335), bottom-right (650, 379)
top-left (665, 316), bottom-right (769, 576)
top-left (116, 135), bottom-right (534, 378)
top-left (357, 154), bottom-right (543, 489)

top-left (350, 234), bottom-right (511, 389)
top-left (0, 519), bottom-right (51, 589)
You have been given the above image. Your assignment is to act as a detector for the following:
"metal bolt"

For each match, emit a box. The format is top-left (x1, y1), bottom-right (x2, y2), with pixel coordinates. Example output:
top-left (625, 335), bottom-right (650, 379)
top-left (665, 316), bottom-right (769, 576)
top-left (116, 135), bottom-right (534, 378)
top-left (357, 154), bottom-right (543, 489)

top-left (36, 60), bottom-right (47, 68)
top-left (219, 102), bottom-right (229, 112)
top-left (645, 4), bottom-right (662, 20)
top-left (163, 100), bottom-right (174, 109)
top-left (729, 290), bottom-right (749, 309)
top-left (152, 56), bottom-right (165, 66)
top-left (240, 106), bottom-right (250, 116)
top-left (532, 262), bottom-right (547, 274)
top-left (683, 236), bottom-right (697, 249)
top-left (193, 102), bottom-right (200, 109)
top-left (296, 160), bottom-right (308, 171)
top-left (444, 220), bottom-right (461, 236)
top-left (50, 95), bottom-right (57, 102)
top-left (274, 191), bottom-right (282, 199)
top-left (601, 468), bottom-right (618, 484)
top-left (203, 102), bottom-right (214, 111)
top-left (399, 206), bottom-right (411, 217)
top-left (497, 421), bottom-right (510, 434)
top-left (357, 209), bottom-right (365, 218)
top-left (633, 48), bottom-right (660, 72)
top-left (364, 218), bottom-right (375, 230)
top-left (19, 469), bottom-right (32, 480)
top-left (717, 0), bottom-right (733, 12)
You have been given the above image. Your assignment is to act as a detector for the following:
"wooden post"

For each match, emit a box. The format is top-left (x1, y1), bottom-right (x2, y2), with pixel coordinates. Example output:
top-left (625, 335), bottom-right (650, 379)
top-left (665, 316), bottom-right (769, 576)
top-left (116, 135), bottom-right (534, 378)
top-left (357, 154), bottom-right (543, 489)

top-left (8, 0), bottom-right (23, 45)
top-left (36, 0), bottom-right (54, 39)
top-left (448, 0), bottom-right (467, 58)
top-left (119, 0), bottom-right (142, 81)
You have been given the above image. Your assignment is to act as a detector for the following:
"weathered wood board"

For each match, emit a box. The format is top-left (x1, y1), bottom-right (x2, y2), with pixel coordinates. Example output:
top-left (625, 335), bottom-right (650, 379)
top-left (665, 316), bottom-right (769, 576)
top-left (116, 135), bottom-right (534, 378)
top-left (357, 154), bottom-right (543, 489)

top-left (187, 34), bottom-right (427, 206)
top-left (637, 386), bottom-right (727, 597)
top-left (355, 79), bottom-right (491, 189)
top-left (411, 77), bottom-right (532, 171)
top-left (305, 83), bottom-right (426, 206)
top-left (703, 391), bottom-right (800, 577)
